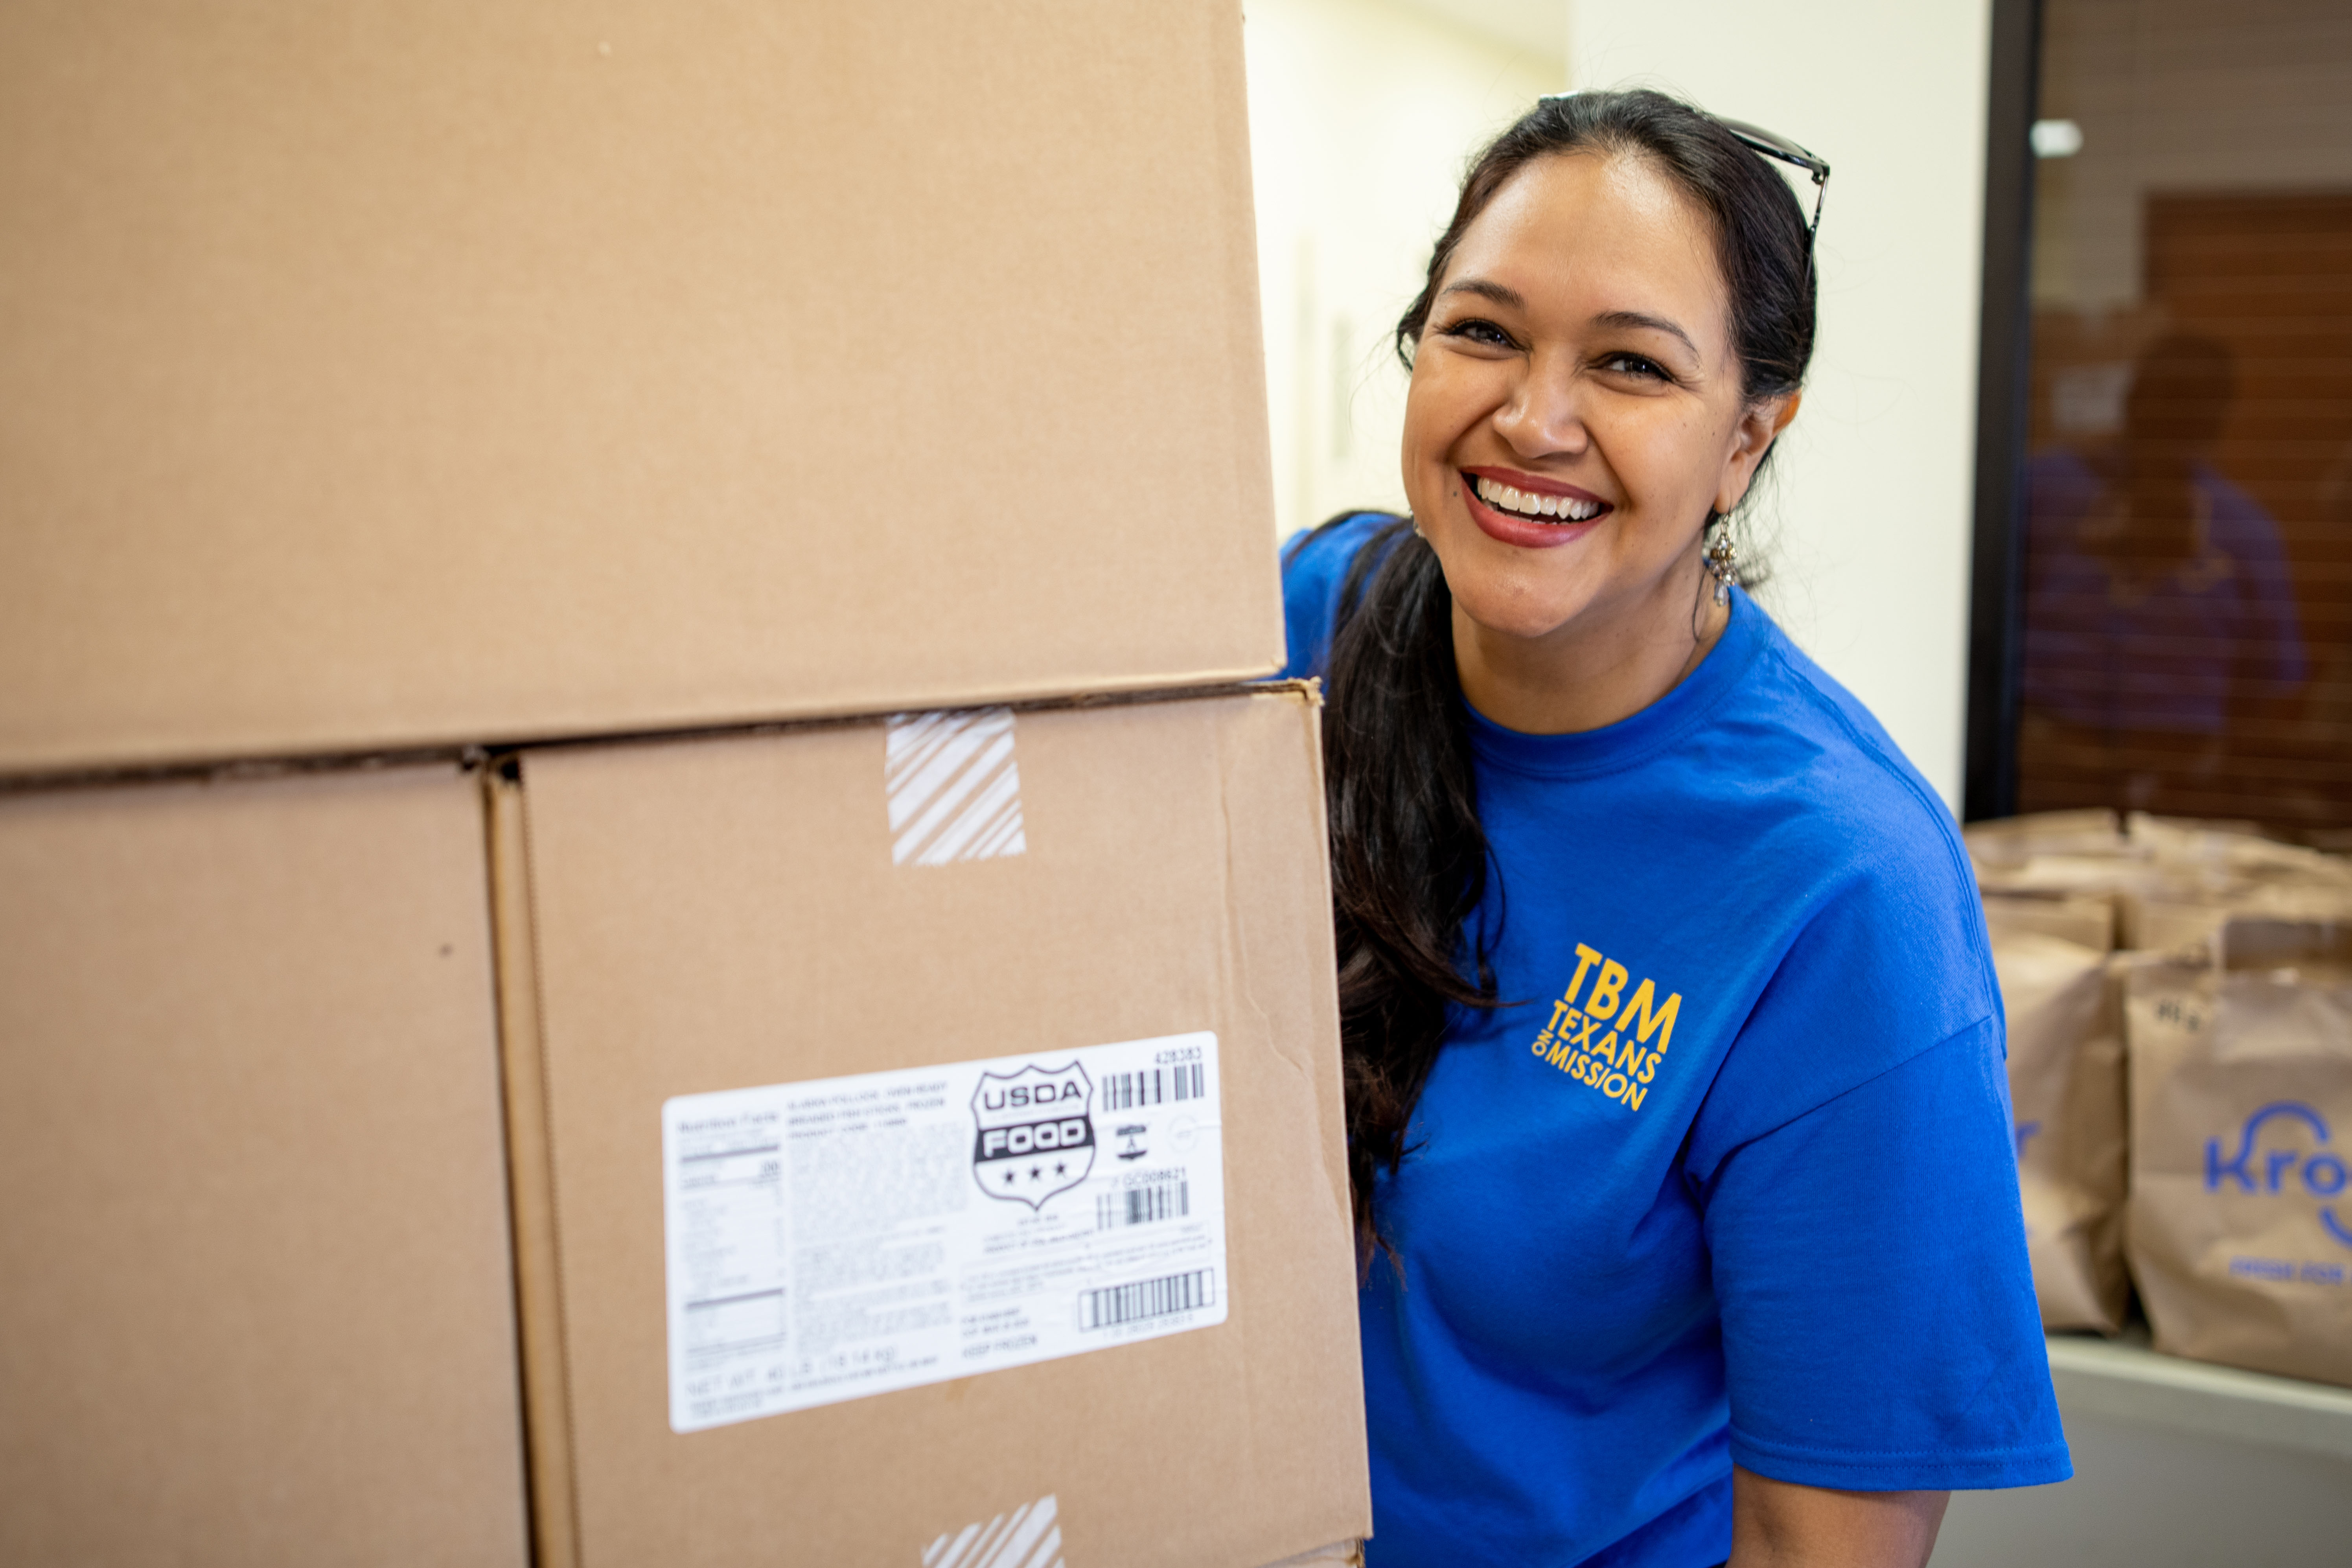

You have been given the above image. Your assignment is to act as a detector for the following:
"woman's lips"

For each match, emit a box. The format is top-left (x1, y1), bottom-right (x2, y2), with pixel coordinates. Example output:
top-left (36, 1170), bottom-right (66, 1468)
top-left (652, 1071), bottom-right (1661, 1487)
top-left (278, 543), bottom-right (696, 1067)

top-left (1459, 470), bottom-right (1608, 550)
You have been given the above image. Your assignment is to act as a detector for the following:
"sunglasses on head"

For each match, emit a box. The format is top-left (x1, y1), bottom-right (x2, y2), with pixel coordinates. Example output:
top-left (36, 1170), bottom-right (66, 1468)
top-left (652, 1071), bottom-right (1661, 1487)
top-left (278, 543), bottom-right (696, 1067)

top-left (1539, 94), bottom-right (1831, 246)
top-left (1712, 115), bottom-right (1831, 244)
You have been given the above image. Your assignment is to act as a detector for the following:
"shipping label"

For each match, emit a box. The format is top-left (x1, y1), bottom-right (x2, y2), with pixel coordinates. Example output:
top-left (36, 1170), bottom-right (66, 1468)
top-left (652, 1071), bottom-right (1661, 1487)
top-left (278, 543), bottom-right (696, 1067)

top-left (661, 1031), bottom-right (1226, 1433)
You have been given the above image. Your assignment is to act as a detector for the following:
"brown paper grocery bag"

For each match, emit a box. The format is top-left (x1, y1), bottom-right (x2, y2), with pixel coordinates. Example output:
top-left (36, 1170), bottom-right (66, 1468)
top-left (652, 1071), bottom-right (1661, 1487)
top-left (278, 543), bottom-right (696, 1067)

top-left (2133, 880), bottom-right (2352, 960)
top-left (1964, 809), bottom-right (2126, 870)
top-left (1986, 894), bottom-right (2128, 1332)
top-left (1971, 811), bottom-right (2352, 954)
top-left (2125, 820), bottom-right (2352, 955)
top-left (1983, 888), bottom-right (2114, 951)
top-left (2126, 921), bottom-right (2352, 1387)
top-left (1976, 854), bottom-right (2175, 949)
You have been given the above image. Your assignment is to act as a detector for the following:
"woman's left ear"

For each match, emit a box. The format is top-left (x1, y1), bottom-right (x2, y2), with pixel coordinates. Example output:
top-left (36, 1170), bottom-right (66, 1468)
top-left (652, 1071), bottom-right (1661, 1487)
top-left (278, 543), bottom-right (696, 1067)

top-left (1713, 391), bottom-right (1802, 517)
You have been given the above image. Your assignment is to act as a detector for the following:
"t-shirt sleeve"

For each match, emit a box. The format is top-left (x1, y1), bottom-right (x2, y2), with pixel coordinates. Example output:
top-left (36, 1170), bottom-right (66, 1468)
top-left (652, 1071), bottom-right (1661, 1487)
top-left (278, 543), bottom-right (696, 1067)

top-left (1278, 512), bottom-right (1401, 679)
top-left (1698, 1018), bottom-right (2072, 1490)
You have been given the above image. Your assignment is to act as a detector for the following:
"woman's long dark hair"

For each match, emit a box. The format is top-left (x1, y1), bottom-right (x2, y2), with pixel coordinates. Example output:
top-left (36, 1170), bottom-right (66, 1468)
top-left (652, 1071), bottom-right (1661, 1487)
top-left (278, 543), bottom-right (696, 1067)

top-left (1327, 90), bottom-right (1820, 1257)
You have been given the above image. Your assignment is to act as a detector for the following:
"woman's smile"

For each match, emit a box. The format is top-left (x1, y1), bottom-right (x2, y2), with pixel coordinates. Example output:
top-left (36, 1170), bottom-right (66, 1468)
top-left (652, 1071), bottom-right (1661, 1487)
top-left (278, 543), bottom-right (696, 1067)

top-left (1461, 467), bottom-right (1611, 550)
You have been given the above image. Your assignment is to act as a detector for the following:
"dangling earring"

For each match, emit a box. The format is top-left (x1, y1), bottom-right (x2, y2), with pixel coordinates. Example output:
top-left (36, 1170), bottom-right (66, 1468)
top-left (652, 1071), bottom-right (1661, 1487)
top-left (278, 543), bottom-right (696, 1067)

top-left (1411, 515), bottom-right (1427, 540)
top-left (1705, 519), bottom-right (1739, 606)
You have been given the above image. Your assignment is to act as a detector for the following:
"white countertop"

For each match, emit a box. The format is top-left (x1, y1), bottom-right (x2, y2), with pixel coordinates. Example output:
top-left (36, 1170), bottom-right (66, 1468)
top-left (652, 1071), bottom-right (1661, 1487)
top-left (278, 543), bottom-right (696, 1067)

top-left (2045, 1331), bottom-right (2352, 1461)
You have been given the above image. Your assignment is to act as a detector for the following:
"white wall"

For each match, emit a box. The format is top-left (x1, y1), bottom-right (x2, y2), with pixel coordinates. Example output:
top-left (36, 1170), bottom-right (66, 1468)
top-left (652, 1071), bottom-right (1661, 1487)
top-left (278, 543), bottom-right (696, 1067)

top-left (1244, 0), bottom-right (1563, 539)
top-left (1567, 1), bottom-right (1994, 811)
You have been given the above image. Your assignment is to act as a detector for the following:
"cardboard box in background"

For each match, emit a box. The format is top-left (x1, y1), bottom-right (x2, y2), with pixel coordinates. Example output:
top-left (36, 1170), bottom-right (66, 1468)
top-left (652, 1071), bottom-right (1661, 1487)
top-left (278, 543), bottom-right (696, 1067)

top-left (0, 767), bottom-right (528, 1566)
top-left (0, 0), bottom-right (1280, 775)
top-left (492, 687), bottom-right (1368, 1568)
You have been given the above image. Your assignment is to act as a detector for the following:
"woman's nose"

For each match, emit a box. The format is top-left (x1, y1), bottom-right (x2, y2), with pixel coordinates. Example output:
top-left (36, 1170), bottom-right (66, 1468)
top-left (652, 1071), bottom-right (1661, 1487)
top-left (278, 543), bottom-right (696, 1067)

top-left (1491, 354), bottom-right (1589, 459)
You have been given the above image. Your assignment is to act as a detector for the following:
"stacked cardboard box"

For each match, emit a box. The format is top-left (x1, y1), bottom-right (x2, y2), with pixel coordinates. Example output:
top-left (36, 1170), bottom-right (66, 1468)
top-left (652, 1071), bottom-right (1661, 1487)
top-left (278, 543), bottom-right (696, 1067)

top-left (0, 3), bottom-right (1367, 1563)
top-left (493, 691), bottom-right (1363, 1566)
top-left (0, 767), bottom-right (531, 1565)
top-left (0, 0), bottom-right (1280, 773)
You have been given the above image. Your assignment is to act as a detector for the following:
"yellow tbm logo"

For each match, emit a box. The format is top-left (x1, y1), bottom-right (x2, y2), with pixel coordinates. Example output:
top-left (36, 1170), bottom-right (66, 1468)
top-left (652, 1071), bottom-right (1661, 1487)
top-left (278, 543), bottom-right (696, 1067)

top-left (1528, 942), bottom-right (1682, 1112)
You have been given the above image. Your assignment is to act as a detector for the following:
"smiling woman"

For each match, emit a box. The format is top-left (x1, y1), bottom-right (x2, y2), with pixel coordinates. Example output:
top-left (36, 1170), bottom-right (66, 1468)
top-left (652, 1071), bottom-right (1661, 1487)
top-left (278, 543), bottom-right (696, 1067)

top-left (1280, 90), bottom-right (2070, 1568)
top-left (1404, 149), bottom-right (1796, 736)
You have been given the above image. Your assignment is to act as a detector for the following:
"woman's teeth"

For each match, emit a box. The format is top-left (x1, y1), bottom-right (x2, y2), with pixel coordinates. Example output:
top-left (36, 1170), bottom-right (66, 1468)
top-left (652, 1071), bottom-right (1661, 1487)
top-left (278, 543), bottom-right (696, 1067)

top-left (1473, 475), bottom-right (1602, 522)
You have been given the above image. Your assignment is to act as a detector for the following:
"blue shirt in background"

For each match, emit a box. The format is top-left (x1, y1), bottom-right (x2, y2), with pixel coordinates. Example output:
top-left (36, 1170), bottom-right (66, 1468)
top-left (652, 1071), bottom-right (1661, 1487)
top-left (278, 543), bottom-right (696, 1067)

top-left (1283, 514), bottom-right (2069, 1568)
top-left (2021, 449), bottom-right (2306, 734)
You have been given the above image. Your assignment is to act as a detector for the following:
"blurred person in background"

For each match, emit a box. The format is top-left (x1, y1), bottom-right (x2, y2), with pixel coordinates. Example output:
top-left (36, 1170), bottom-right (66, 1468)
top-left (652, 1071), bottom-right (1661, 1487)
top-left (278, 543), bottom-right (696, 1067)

top-left (1280, 90), bottom-right (2069, 1567)
top-left (2020, 333), bottom-right (2308, 814)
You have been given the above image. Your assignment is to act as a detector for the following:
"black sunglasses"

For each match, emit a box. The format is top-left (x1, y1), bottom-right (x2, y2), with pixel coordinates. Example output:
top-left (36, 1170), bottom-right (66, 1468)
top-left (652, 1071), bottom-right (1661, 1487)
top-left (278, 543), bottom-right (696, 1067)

top-left (1712, 115), bottom-right (1831, 245)
top-left (1538, 95), bottom-right (1831, 246)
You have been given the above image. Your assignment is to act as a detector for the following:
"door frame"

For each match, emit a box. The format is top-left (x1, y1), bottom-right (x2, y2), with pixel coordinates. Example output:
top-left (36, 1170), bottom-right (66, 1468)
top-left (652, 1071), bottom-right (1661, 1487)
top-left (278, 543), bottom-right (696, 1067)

top-left (1962, 0), bottom-right (2045, 822)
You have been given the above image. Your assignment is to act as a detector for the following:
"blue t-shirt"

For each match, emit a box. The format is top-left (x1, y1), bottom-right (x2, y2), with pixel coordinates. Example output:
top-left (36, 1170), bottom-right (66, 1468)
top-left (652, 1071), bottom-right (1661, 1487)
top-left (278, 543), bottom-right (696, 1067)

top-left (1284, 515), bottom-right (2070, 1568)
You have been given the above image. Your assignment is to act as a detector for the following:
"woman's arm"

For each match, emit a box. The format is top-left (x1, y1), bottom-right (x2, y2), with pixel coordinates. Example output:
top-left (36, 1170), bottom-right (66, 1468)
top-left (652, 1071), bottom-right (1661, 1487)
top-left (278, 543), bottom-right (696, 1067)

top-left (1728, 1467), bottom-right (1948, 1568)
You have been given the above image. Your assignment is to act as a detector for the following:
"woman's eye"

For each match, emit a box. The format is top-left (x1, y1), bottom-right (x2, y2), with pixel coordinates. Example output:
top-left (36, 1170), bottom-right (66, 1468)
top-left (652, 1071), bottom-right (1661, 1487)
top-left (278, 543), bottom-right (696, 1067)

top-left (1601, 352), bottom-right (1669, 381)
top-left (1439, 318), bottom-right (1516, 349)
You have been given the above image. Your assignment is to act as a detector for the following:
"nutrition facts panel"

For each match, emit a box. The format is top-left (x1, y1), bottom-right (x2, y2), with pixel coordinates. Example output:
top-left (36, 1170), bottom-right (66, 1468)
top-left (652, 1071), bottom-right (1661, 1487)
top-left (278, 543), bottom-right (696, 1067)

top-left (661, 1031), bottom-right (1226, 1432)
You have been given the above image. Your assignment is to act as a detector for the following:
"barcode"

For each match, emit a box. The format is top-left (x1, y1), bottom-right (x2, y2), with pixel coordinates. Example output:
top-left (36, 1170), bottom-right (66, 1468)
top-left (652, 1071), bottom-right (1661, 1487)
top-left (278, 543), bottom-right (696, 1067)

top-left (1096, 1178), bottom-right (1190, 1230)
top-left (1100, 1064), bottom-right (1205, 1110)
top-left (1080, 1268), bottom-right (1216, 1330)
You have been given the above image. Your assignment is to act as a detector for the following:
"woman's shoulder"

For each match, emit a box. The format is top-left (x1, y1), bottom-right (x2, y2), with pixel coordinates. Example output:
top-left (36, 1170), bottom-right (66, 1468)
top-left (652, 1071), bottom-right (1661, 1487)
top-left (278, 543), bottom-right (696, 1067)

top-left (1720, 607), bottom-right (1983, 929)
top-left (1682, 609), bottom-right (2000, 1144)
top-left (1278, 510), bottom-right (1408, 679)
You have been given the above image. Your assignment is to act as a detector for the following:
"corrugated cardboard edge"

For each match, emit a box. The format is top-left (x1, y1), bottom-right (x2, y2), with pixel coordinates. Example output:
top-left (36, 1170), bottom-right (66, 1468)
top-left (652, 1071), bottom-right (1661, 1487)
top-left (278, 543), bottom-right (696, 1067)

top-left (1259, 1542), bottom-right (1364, 1567)
top-left (0, 679), bottom-right (1307, 796)
top-left (1197, 681), bottom-right (1370, 1565)
top-left (0, 666), bottom-right (1292, 786)
top-left (486, 758), bottom-right (582, 1568)
top-left (1205, 0), bottom-right (1288, 686)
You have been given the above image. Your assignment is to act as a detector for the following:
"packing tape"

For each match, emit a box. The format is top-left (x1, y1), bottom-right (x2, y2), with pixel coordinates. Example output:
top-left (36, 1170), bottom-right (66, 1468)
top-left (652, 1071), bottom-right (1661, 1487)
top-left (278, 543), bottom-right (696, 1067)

top-left (887, 707), bottom-right (1027, 866)
top-left (924, 1492), bottom-right (1062, 1568)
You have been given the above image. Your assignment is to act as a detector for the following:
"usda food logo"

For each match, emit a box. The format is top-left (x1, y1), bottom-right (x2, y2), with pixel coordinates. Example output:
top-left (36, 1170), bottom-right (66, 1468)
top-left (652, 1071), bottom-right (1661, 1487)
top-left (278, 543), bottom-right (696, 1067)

top-left (971, 1062), bottom-right (1096, 1210)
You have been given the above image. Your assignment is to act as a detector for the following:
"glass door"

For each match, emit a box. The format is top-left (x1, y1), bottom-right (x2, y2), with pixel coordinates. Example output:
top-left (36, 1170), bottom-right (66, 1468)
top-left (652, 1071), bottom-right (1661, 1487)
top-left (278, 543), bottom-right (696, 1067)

top-left (1997, 0), bottom-right (2352, 840)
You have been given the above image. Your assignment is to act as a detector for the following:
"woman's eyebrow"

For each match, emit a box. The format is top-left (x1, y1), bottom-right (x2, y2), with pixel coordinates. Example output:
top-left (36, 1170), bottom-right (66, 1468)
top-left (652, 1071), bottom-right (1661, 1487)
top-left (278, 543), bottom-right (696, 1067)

top-left (1437, 277), bottom-right (1525, 310)
top-left (1594, 309), bottom-right (1700, 362)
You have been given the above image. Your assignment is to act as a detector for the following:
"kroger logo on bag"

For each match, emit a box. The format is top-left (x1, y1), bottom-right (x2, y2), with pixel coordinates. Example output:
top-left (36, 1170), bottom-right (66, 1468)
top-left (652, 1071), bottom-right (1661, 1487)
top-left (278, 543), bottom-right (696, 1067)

top-left (972, 1062), bottom-right (1096, 1210)
top-left (2206, 1101), bottom-right (2352, 1248)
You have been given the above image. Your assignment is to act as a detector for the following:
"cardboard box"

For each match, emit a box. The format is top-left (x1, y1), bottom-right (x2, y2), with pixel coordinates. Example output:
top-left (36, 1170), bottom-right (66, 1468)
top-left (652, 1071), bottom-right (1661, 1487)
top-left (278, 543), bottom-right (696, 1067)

top-left (492, 686), bottom-right (1367, 1567)
top-left (0, 0), bottom-right (1280, 775)
top-left (0, 766), bottom-right (529, 1565)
